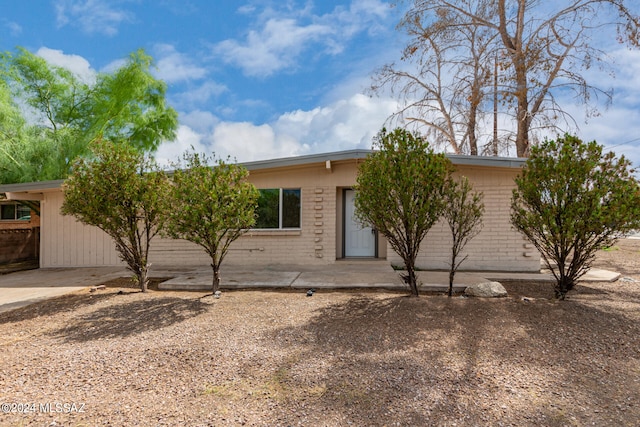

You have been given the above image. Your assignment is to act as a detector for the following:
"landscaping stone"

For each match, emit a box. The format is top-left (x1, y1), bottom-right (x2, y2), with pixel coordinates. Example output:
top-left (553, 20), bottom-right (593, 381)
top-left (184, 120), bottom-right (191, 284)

top-left (464, 281), bottom-right (507, 297)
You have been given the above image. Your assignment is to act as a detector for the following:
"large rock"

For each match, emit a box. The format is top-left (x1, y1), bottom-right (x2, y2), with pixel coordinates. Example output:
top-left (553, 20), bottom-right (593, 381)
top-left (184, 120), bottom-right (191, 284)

top-left (464, 281), bottom-right (507, 298)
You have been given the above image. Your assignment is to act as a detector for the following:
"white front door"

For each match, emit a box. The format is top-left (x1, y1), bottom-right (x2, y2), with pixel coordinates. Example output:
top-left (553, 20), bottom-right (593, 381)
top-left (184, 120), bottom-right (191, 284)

top-left (344, 189), bottom-right (376, 257)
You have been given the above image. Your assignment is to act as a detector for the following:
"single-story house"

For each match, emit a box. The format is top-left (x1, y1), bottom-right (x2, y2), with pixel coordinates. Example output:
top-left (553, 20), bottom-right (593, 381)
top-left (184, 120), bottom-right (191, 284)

top-left (0, 149), bottom-right (540, 272)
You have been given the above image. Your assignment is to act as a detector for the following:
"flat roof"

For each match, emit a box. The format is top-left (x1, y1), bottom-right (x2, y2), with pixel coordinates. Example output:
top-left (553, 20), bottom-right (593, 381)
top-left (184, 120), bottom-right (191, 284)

top-left (243, 149), bottom-right (526, 170)
top-left (447, 153), bottom-right (526, 168)
top-left (0, 149), bottom-right (526, 194)
top-left (242, 149), bottom-right (372, 170)
top-left (0, 179), bottom-right (64, 193)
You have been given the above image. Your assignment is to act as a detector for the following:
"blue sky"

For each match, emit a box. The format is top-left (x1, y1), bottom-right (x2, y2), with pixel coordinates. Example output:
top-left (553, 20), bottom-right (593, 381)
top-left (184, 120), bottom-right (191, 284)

top-left (1, 0), bottom-right (639, 167)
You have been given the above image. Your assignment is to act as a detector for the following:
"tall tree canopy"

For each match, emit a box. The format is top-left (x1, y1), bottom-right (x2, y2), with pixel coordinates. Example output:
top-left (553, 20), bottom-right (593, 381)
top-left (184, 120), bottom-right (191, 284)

top-left (0, 48), bottom-right (178, 184)
top-left (375, 0), bottom-right (640, 157)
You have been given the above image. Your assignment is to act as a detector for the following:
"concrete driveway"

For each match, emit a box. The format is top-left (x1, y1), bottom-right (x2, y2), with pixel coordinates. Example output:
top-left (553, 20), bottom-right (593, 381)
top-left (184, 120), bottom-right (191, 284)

top-left (0, 267), bottom-right (128, 314)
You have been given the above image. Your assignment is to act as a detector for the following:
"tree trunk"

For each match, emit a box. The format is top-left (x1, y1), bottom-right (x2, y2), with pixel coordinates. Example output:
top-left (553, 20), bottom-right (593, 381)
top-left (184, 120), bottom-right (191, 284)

top-left (468, 107), bottom-right (478, 156)
top-left (513, 59), bottom-right (530, 157)
top-left (405, 264), bottom-right (419, 297)
top-left (137, 265), bottom-right (149, 293)
top-left (555, 275), bottom-right (574, 300)
top-left (497, 0), bottom-right (530, 158)
top-left (448, 270), bottom-right (455, 297)
top-left (515, 103), bottom-right (530, 157)
top-left (448, 244), bottom-right (458, 297)
top-left (468, 72), bottom-right (481, 156)
top-left (211, 263), bottom-right (221, 295)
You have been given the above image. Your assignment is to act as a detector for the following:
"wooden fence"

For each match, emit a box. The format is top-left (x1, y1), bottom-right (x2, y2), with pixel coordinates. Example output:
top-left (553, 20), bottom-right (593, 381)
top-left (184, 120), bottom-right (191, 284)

top-left (0, 227), bottom-right (39, 264)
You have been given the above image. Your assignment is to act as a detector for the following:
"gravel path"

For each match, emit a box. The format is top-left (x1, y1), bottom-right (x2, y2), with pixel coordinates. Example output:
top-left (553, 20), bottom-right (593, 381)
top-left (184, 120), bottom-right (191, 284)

top-left (0, 240), bottom-right (639, 426)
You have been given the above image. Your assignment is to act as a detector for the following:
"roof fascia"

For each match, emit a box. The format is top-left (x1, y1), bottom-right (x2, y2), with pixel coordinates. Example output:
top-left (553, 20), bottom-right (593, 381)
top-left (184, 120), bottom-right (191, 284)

top-left (0, 151), bottom-right (525, 193)
top-left (447, 154), bottom-right (526, 168)
top-left (0, 179), bottom-right (64, 195)
top-left (242, 149), bottom-right (372, 171)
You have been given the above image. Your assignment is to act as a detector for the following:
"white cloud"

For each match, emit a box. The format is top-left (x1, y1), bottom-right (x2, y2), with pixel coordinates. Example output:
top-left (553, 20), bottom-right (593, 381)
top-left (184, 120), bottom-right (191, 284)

top-left (35, 47), bottom-right (96, 83)
top-left (172, 81), bottom-right (228, 108)
top-left (237, 4), bottom-right (257, 15)
top-left (212, 121), bottom-right (307, 161)
top-left (155, 92), bottom-right (398, 164)
top-left (154, 125), bottom-right (211, 168)
top-left (153, 44), bottom-right (208, 83)
top-left (55, 0), bottom-right (133, 36)
top-left (100, 58), bottom-right (127, 74)
top-left (604, 49), bottom-right (640, 105)
top-left (327, 0), bottom-right (391, 38)
top-left (576, 106), bottom-right (640, 168)
top-left (214, 18), bottom-right (333, 77)
top-left (214, 0), bottom-right (392, 77)
top-left (179, 110), bottom-right (219, 134)
top-left (273, 93), bottom-right (397, 151)
top-left (545, 47), bottom-right (640, 166)
top-left (3, 20), bottom-right (22, 36)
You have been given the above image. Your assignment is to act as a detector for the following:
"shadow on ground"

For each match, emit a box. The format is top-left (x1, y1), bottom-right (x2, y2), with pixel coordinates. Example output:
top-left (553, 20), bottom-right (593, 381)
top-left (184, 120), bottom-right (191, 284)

top-left (0, 260), bottom-right (39, 275)
top-left (0, 278), bottom-right (172, 324)
top-left (0, 292), bottom-right (116, 325)
top-left (257, 287), bottom-right (640, 426)
top-left (52, 295), bottom-right (208, 343)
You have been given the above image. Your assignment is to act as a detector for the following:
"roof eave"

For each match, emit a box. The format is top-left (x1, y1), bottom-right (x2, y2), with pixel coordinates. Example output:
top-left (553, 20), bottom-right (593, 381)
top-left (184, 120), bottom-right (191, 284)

top-left (0, 179), bottom-right (64, 196)
top-left (447, 154), bottom-right (526, 168)
top-left (242, 149), bottom-right (373, 171)
top-left (0, 151), bottom-right (526, 194)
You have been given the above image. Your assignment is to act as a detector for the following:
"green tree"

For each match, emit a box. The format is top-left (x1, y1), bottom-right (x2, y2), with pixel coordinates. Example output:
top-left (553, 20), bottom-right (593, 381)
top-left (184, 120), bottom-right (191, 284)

top-left (0, 84), bottom-right (46, 214)
top-left (61, 140), bottom-right (169, 292)
top-left (0, 81), bottom-right (26, 180)
top-left (0, 47), bottom-right (178, 184)
top-left (442, 176), bottom-right (484, 297)
top-left (355, 128), bottom-right (452, 297)
top-left (511, 134), bottom-right (640, 299)
top-left (164, 152), bottom-right (259, 295)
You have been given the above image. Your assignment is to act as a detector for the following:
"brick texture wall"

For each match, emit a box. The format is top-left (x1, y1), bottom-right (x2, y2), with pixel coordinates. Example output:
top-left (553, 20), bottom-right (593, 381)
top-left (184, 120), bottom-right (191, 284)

top-left (148, 185), bottom-right (338, 266)
top-left (37, 157), bottom-right (539, 272)
top-left (387, 166), bottom-right (540, 272)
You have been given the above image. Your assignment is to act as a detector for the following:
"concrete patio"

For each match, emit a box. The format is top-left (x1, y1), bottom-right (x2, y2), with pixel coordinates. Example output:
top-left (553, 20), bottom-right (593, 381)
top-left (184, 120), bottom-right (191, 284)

top-left (0, 258), bottom-right (621, 314)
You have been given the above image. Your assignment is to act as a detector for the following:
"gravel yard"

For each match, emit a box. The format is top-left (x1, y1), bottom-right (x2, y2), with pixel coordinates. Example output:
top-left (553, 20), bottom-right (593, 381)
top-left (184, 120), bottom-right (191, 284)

top-left (0, 239), bottom-right (639, 426)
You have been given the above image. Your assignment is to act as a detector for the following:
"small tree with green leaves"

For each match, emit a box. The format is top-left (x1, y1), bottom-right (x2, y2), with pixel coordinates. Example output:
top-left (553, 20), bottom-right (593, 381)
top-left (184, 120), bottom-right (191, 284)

top-left (164, 152), bottom-right (259, 295)
top-left (355, 128), bottom-right (452, 297)
top-left (442, 176), bottom-right (484, 297)
top-left (511, 134), bottom-right (640, 299)
top-left (61, 141), bottom-right (169, 292)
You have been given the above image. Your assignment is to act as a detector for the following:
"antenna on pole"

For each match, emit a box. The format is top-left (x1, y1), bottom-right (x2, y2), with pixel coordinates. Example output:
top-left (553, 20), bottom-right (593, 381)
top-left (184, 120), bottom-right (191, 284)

top-left (493, 55), bottom-right (498, 156)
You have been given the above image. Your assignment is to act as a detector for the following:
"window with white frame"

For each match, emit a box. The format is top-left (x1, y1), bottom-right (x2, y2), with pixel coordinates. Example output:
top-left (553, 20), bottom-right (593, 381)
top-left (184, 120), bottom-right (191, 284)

top-left (0, 203), bottom-right (31, 221)
top-left (255, 188), bottom-right (301, 229)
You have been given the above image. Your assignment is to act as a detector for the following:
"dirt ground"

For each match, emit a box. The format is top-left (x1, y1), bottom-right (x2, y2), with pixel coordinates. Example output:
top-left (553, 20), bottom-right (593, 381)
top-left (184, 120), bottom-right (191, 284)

top-left (0, 240), bottom-right (639, 426)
